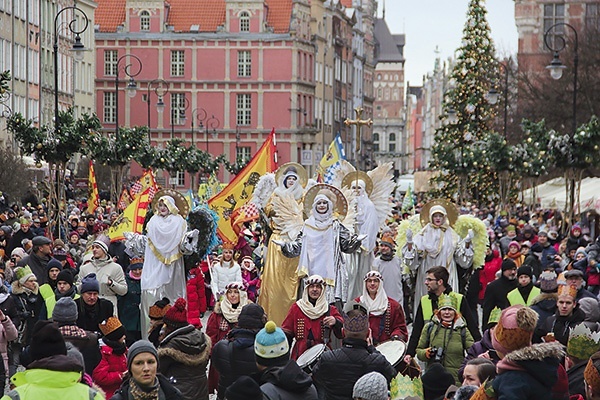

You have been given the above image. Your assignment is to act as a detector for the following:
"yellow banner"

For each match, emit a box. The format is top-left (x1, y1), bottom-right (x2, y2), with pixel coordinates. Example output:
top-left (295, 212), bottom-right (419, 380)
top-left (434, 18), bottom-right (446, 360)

top-left (108, 187), bottom-right (151, 242)
top-left (87, 160), bottom-right (99, 215)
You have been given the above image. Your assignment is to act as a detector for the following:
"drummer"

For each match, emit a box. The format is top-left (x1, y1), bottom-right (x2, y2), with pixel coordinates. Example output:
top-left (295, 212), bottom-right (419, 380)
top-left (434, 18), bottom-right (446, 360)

top-left (355, 270), bottom-right (408, 345)
top-left (281, 274), bottom-right (344, 360)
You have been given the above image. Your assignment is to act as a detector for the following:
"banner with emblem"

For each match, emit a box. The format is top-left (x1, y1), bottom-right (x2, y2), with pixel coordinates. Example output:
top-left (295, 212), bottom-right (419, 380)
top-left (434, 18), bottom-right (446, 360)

top-left (316, 133), bottom-right (346, 183)
top-left (87, 160), bottom-right (99, 215)
top-left (130, 169), bottom-right (159, 201)
top-left (108, 187), bottom-right (152, 242)
top-left (208, 130), bottom-right (277, 243)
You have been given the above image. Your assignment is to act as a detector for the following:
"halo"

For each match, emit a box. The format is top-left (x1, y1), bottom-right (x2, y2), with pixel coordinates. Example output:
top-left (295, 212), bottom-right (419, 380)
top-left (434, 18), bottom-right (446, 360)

top-left (420, 198), bottom-right (458, 227)
top-left (341, 171), bottom-right (373, 196)
top-left (275, 162), bottom-right (308, 188)
top-left (151, 188), bottom-right (190, 218)
top-left (303, 183), bottom-right (348, 220)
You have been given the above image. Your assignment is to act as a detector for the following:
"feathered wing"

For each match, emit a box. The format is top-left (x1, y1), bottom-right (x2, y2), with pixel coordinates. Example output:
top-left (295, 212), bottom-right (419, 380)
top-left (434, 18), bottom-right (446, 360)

top-left (455, 215), bottom-right (488, 268)
top-left (329, 160), bottom-right (356, 188)
top-left (341, 189), bottom-right (357, 233)
top-left (367, 162), bottom-right (395, 227)
top-left (395, 214), bottom-right (422, 257)
top-left (251, 173), bottom-right (277, 209)
top-left (270, 192), bottom-right (305, 241)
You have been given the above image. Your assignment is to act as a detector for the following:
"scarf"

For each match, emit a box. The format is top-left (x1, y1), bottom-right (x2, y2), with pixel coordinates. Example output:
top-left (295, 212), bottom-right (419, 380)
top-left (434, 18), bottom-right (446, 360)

top-left (297, 284), bottom-right (329, 320)
top-left (129, 377), bottom-right (160, 400)
top-left (220, 291), bottom-right (249, 323)
top-left (360, 284), bottom-right (388, 316)
top-left (380, 252), bottom-right (394, 262)
top-left (129, 271), bottom-right (141, 281)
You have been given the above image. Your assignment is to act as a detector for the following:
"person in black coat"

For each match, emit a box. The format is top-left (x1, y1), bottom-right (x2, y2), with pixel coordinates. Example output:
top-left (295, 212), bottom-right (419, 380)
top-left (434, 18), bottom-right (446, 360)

top-left (17, 235), bottom-right (52, 284)
top-left (74, 274), bottom-right (114, 334)
top-left (212, 303), bottom-right (265, 399)
top-left (118, 258), bottom-right (142, 346)
top-left (6, 220), bottom-right (35, 258)
top-left (535, 284), bottom-right (586, 346)
top-left (482, 259), bottom-right (518, 330)
top-left (312, 301), bottom-right (396, 400)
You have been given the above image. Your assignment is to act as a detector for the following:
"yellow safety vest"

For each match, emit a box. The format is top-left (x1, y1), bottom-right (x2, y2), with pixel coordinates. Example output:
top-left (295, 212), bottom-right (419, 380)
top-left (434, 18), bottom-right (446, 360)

top-left (507, 286), bottom-right (540, 306)
top-left (421, 292), bottom-right (463, 321)
top-left (39, 284), bottom-right (54, 301)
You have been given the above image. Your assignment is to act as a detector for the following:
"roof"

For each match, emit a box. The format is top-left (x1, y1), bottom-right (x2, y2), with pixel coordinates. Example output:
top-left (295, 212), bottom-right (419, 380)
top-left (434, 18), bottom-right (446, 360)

top-left (374, 18), bottom-right (405, 63)
top-left (95, 0), bottom-right (292, 34)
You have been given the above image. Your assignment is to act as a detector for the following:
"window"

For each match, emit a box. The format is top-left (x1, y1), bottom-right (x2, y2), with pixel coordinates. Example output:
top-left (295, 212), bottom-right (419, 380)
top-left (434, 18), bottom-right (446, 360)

top-left (176, 171), bottom-right (185, 186)
top-left (171, 93), bottom-right (186, 125)
top-left (140, 10), bottom-right (150, 31)
top-left (104, 50), bottom-right (118, 76)
top-left (587, 4), bottom-right (600, 30)
top-left (240, 12), bottom-right (250, 32)
top-left (373, 133), bottom-right (380, 152)
top-left (237, 51), bottom-right (251, 77)
top-left (237, 146), bottom-right (251, 162)
top-left (237, 94), bottom-right (251, 126)
top-left (170, 50), bottom-right (185, 76)
top-left (389, 132), bottom-right (396, 152)
top-left (543, 4), bottom-right (565, 49)
top-left (103, 92), bottom-right (116, 123)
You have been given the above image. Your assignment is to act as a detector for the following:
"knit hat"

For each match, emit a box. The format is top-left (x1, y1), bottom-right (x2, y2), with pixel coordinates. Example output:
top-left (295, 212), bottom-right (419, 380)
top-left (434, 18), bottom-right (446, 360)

top-left (29, 320), bottom-right (67, 362)
top-left (539, 270), bottom-right (558, 293)
top-left (352, 371), bottom-right (389, 400)
top-left (163, 297), bottom-right (189, 329)
top-left (46, 258), bottom-right (63, 274)
top-left (237, 303), bottom-right (266, 330)
top-left (492, 305), bottom-right (538, 356)
top-left (225, 376), bottom-right (263, 400)
top-left (10, 247), bottom-right (26, 259)
top-left (56, 269), bottom-right (74, 286)
top-left (517, 266), bottom-right (532, 279)
top-left (149, 297), bottom-right (171, 319)
top-left (53, 248), bottom-right (68, 260)
top-left (92, 235), bottom-right (110, 255)
top-left (52, 297), bottom-right (78, 323)
top-left (69, 231), bottom-right (80, 239)
top-left (99, 316), bottom-right (126, 342)
top-left (127, 340), bottom-right (158, 372)
top-left (65, 342), bottom-right (85, 371)
top-left (521, 240), bottom-right (532, 249)
top-left (575, 248), bottom-right (588, 259)
top-left (508, 241), bottom-right (521, 251)
top-left (254, 321), bottom-right (290, 367)
top-left (80, 273), bottom-right (100, 293)
top-left (501, 259), bottom-right (517, 272)
top-left (421, 363), bottom-right (455, 400)
top-left (505, 225), bottom-right (516, 233)
top-left (15, 265), bottom-right (36, 285)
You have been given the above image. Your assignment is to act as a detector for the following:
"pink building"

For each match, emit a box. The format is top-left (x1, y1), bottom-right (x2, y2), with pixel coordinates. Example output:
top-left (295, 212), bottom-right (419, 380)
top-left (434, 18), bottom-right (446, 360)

top-left (95, 0), bottom-right (317, 187)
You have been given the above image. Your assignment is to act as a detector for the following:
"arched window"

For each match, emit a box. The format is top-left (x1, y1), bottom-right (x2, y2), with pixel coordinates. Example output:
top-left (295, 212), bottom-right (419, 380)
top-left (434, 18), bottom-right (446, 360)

top-left (373, 133), bottom-right (380, 152)
top-left (240, 11), bottom-right (250, 32)
top-left (389, 132), bottom-right (396, 152)
top-left (140, 11), bottom-right (150, 31)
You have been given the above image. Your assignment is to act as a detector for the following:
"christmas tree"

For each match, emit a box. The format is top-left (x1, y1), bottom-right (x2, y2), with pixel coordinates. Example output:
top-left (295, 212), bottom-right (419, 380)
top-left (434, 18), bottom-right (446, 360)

top-left (429, 0), bottom-right (498, 204)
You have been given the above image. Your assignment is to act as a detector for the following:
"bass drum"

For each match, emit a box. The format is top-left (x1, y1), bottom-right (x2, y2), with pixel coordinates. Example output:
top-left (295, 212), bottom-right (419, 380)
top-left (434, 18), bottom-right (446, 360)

top-left (296, 343), bottom-right (327, 374)
top-left (375, 339), bottom-right (407, 367)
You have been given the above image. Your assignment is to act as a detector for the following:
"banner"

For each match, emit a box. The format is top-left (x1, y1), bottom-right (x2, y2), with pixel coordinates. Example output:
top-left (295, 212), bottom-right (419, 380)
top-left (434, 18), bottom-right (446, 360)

top-left (130, 169), bottom-right (159, 201)
top-left (117, 188), bottom-right (133, 211)
top-left (208, 130), bottom-right (277, 243)
top-left (402, 184), bottom-right (415, 214)
top-left (107, 187), bottom-right (152, 242)
top-left (316, 133), bottom-right (346, 183)
top-left (87, 160), bottom-right (99, 215)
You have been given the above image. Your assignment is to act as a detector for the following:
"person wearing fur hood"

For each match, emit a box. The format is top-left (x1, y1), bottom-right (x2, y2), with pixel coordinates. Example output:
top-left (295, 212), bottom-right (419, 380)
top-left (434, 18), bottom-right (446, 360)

top-left (10, 266), bottom-right (42, 348)
top-left (157, 298), bottom-right (211, 400)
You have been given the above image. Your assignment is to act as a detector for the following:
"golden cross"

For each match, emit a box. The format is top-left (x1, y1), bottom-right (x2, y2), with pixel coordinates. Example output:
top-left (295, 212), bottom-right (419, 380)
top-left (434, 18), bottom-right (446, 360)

top-left (344, 107), bottom-right (372, 153)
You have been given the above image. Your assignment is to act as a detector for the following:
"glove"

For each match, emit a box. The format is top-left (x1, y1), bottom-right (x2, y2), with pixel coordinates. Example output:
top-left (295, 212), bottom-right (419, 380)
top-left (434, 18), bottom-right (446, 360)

top-left (406, 228), bottom-right (413, 244)
top-left (465, 229), bottom-right (474, 243)
top-left (272, 239), bottom-right (286, 247)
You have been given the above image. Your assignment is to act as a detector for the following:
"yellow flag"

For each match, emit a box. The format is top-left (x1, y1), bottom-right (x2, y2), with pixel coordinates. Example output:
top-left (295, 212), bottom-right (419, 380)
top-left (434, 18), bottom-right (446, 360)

top-left (208, 130), bottom-right (277, 244)
top-left (107, 187), bottom-right (151, 242)
top-left (87, 160), bottom-right (99, 215)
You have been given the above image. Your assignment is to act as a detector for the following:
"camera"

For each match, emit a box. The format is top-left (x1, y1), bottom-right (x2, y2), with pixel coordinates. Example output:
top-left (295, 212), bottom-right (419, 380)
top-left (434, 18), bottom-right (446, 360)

top-left (10, 257), bottom-right (16, 263)
top-left (546, 255), bottom-right (556, 261)
top-left (430, 346), bottom-right (445, 363)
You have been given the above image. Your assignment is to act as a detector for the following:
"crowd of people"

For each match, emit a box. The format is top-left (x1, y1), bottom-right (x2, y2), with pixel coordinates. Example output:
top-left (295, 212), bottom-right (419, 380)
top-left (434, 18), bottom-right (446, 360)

top-left (0, 166), bottom-right (598, 400)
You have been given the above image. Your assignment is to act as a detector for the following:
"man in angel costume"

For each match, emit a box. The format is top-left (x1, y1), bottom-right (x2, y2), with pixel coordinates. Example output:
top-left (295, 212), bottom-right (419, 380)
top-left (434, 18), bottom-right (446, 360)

top-left (277, 183), bottom-right (363, 305)
top-left (402, 201), bottom-right (474, 315)
top-left (255, 162), bottom-right (307, 326)
top-left (125, 190), bottom-right (197, 339)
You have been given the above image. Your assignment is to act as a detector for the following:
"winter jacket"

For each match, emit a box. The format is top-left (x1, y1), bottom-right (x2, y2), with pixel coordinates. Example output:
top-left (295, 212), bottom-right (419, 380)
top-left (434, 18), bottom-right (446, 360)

top-left (39, 285), bottom-right (80, 320)
top-left (186, 267), bottom-right (206, 328)
top-left (577, 297), bottom-right (600, 331)
top-left (92, 345), bottom-right (127, 399)
top-left (258, 360), bottom-right (318, 400)
top-left (210, 262), bottom-right (242, 300)
top-left (482, 275), bottom-right (517, 329)
top-left (77, 257), bottom-right (127, 315)
top-left (312, 337), bottom-right (397, 400)
top-left (75, 297), bottom-right (114, 334)
top-left (58, 324), bottom-right (101, 375)
top-left (530, 292), bottom-right (558, 332)
top-left (158, 324), bottom-right (211, 400)
top-left (479, 251), bottom-right (502, 301)
top-left (523, 254), bottom-right (543, 279)
top-left (110, 374), bottom-right (183, 400)
top-left (211, 328), bottom-right (259, 400)
top-left (531, 241), bottom-right (557, 270)
top-left (0, 316), bottom-right (17, 373)
top-left (538, 307), bottom-right (586, 346)
top-left (416, 316), bottom-right (474, 383)
top-left (3, 354), bottom-right (103, 400)
top-left (568, 360), bottom-right (587, 398)
top-left (10, 282), bottom-right (42, 346)
top-left (117, 273), bottom-right (141, 334)
top-left (491, 342), bottom-right (565, 400)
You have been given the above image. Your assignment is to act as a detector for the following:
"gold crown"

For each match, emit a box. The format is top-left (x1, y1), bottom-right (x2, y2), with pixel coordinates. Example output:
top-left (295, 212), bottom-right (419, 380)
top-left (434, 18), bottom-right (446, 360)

top-left (99, 316), bottom-right (123, 336)
top-left (437, 294), bottom-right (458, 311)
top-left (558, 284), bottom-right (578, 299)
top-left (568, 324), bottom-right (600, 360)
top-left (222, 241), bottom-right (235, 250)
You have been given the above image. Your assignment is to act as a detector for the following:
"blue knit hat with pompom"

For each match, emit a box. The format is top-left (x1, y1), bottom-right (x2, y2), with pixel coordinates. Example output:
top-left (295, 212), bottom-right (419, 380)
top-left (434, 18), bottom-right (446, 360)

top-left (254, 321), bottom-right (289, 367)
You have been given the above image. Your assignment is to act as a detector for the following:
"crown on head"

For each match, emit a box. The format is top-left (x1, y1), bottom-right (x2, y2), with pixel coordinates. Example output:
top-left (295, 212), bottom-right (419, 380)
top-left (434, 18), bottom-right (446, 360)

top-left (437, 293), bottom-right (458, 311)
top-left (568, 324), bottom-right (600, 360)
top-left (558, 284), bottom-right (578, 299)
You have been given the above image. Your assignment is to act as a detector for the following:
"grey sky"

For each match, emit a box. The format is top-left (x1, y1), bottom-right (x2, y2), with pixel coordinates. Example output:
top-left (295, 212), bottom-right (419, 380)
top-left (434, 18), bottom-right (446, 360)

top-left (379, 0), bottom-right (518, 85)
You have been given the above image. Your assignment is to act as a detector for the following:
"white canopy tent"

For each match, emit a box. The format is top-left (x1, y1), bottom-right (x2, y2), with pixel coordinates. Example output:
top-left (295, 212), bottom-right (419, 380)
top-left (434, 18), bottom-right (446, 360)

top-left (522, 176), bottom-right (600, 212)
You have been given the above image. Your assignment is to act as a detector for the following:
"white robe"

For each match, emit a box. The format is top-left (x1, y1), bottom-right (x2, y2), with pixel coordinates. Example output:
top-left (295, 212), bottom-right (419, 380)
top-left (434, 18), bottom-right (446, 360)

top-left (373, 255), bottom-right (404, 304)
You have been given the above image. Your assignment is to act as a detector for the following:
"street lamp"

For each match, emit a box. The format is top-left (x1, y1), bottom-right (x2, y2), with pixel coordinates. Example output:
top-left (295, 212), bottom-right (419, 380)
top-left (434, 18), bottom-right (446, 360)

top-left (486, 60), bottom-right (510, 138)
top-left (205, 115), bottom-right (220, 153)
top-left (170, 95), bottom-right (189, 139)
top-left (146, 79), bottom-right (169, 141)
top-left (114, 54), bottom-right (142, 137)
top-left (53, 6), bottom-right (89, 131)
top-left (191, 108), bottom-right (207, 147)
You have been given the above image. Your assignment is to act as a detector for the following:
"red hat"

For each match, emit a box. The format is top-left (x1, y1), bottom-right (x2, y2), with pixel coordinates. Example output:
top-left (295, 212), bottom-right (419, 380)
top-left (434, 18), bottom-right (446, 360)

top-left (163, 298), bottom-right (189, 328)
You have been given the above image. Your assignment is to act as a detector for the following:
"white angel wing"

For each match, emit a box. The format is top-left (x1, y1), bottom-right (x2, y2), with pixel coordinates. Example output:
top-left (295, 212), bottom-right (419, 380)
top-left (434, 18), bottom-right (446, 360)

top-left (455, 215), bottom-right (488, 268)
top-left (341, 189), bottom-right (357, 233)
top-left (251, 173), bottom-right (277, 209)
top-left (366, 162), bottom-right (395, 227)
top-left (270, 192), bottom-right (305, 241)
top-left (329, 160), bottom-right (356, 188)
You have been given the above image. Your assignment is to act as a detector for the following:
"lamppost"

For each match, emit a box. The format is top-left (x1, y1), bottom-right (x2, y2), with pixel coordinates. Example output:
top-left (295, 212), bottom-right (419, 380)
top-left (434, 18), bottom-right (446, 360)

top-left (146, 79), bottom-right (169, 141)
top-left (205, 115), bottom-right (220, 153)
top-left (486, 60), bottom-right (510, 138)
top-left (191, 108), bottom-right (207, 147)
top-left (544, 22), bottom-right (579, 229)
top-left (170, 95), bottom-right (189, 139)
top-left (114, 54), bottom-right (142, 137)
top-left (53, 6), bottom-right (88, 131)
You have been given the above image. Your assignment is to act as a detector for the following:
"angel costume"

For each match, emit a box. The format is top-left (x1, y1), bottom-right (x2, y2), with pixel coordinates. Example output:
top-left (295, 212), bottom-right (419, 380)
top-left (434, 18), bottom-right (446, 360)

top-left (257, 167), bottom-right (304, 326)
top-left (402, 205), bottom-right (474, 314)
top-left (281, 191), bottom-right (362, 304)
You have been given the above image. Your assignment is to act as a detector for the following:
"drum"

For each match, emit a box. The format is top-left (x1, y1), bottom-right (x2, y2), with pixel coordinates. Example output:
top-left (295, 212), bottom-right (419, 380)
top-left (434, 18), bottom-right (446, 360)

top-left (376, 340), bottom-right (407, 367)
top-left (296, 343), bottom-right (327, 374)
